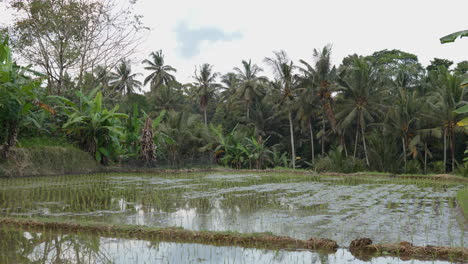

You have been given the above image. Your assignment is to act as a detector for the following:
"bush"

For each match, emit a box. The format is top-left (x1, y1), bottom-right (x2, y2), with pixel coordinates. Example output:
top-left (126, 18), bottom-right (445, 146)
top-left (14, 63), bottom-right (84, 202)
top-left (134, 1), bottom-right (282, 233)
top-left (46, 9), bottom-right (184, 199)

top-left (455, 163), bottom-right (468, 178)
top-left (314, 148), bottom-right (366, 173)
top-left (405, 159), bottom-right (422, 174)
top-left (430, 161), bottom-right (445, 174)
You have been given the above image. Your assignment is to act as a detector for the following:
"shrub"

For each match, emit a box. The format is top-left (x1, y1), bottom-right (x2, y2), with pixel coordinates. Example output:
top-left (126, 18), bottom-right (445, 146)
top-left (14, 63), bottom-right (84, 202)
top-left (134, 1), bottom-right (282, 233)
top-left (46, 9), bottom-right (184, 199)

top-left (405, 159), bottom-right (422, 174)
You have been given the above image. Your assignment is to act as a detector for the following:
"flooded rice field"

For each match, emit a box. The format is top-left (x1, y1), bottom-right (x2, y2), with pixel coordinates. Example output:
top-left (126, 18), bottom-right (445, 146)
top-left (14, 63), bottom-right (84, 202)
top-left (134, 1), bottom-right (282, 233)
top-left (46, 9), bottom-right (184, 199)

top-left (0, 172), bottom-right (466, 248)
top-left (0, 228), bottom-right (457, 264)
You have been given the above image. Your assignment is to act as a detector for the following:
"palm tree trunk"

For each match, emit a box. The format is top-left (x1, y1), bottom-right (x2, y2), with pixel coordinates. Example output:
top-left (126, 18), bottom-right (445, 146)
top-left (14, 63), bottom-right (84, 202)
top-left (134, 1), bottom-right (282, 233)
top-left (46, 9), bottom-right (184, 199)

top-left (451, 129), bottom-right (455, 172)
top-left (361, 119), bottom-right (370, 167)
top-left (402, 136), bottom-right (407, 172)
top-left (288, 111), bottom-right (296, 169)
top-left (424, 142), bottom-right (428, 174)
top-left (354, 124), bottom-right (359, 158)
top-left (342, 132), bottom-right (348, 157)
top-left (309, 119), bottom-right (315, 164)
top-left (323, 100), bottom-right (337, 133)
top-left (321, 117), bottom-right (325, 156)
top-left (203, 108), bottom-right (207, 126)
top-left (443, 128), bottom-right (447, 173)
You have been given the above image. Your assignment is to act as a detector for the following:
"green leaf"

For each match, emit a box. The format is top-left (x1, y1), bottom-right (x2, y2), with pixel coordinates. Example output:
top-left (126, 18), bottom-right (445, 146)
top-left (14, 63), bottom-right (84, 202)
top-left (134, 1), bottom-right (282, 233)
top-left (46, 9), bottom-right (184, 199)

top-left (454, 104), bottom-right (468, 114)
top-left (95, 151), bottom-right (102, 162)
top-left (440, 30), bottom-right (468, 44)
top-left (457, 117), bottom-right (468, 127)
top-left (98, 147), bottom-right (110, 157)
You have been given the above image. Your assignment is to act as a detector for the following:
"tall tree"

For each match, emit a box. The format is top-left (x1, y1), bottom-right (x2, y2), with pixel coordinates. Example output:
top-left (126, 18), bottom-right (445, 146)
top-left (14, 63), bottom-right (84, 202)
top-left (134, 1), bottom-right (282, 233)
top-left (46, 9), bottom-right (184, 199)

top-left (8, 0), bottom-right (145, 94)
top-left (193, 63), bottom-right (219, 125)
top-left (233, 60), bottom-right (267, 119)
top-left (142, 50), bottom-right (177, 91)
top-left (264, 50), bottom-right (298, 169)
top-left (429, 67), bottom-right (467, 172)
top-left (299, 45), bottom-right (338, 155)
top-left (337, 57), bottom-right (384, 166)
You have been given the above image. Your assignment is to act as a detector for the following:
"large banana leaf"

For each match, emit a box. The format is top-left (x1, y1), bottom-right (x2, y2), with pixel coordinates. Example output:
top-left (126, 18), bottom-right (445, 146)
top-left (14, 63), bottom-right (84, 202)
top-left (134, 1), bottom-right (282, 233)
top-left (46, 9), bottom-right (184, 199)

top-left (440, 30), bottom-right (468, 43)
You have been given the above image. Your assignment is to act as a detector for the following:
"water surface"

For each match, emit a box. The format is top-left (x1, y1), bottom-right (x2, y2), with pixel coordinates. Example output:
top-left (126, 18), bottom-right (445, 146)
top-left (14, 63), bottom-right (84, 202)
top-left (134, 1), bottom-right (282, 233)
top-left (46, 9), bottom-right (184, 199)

top-left (0, 172), bottom-right (466, 246)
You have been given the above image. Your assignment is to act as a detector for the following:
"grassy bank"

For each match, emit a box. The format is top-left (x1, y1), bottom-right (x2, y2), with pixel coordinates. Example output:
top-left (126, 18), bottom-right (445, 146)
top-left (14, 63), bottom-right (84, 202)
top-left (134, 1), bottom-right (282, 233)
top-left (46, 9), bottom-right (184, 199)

top-left (0, 146), bottom-right (100, 177)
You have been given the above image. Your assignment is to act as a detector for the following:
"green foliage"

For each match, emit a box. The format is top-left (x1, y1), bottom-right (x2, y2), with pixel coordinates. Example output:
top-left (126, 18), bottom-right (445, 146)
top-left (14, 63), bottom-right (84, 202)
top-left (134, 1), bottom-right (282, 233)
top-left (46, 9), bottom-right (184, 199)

top-left (209, 125), bottom-right (273, 169)
top-left (440, 30), bottom-right (468, 43)
top-left (0, 34), bottom-right (45, 159)
top-left (314, 148), bottom-right (366, 173)
top-left (57, 88), bottom-right (127, 164)
top-left (405, 159), bottom-right (422, 174)
top-left (430, 161), bottom-right (445, 174)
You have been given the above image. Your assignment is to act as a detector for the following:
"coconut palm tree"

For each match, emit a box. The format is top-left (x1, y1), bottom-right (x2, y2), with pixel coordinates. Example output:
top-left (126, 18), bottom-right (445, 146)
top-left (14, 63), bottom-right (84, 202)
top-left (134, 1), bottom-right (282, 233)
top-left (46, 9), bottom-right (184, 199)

top-left (264, 50), bottom-right (298, 169)
top-left (234, 60), bottom-right (267, 119)
top-left (300, 45), bottom-right (338, 133)
top-left (142, 50), bottom-right (177, 91)
top-left (109, 60), bottom-right (142, 95)
top-left (385, 85), bottom-right (426, 172)
top-left (336, 57), bottom-right (384, 166)
top-left (428, 67), bottom-right (467, 171)
top-left (193, 63), bottom-right (220, 125)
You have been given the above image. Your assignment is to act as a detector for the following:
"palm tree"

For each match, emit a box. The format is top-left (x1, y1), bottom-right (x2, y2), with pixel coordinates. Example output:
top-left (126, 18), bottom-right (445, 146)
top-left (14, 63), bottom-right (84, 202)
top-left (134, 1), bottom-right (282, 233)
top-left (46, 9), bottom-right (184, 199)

top-left (295, 87), bottom-right (319, 164)
top-left (428, 67), bottom-right (467, 172)
top-left (264, 50), bottom-right (298, 169)
top-left (234, 60), bottom-right (267, 119)
top-left (142, 50), bottom-right (177, 91)
top-left (300, 45), bottom-right (338, 133)
top-left (109, 60), bottom-right (142, 95)
top-left (337, 57), bottom-right (384, 166)
top-left (193, 63), bottom-right (220, 125)
top-left (385, 85), bottom-right (424, 171)
top-left (299, 45), bottom-right (340, 157)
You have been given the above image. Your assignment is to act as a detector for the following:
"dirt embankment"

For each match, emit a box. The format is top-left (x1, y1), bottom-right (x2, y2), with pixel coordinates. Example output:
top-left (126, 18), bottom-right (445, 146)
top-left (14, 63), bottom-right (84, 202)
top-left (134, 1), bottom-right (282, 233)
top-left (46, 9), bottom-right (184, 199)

top-left (0, 217), bottom-right (466, 262)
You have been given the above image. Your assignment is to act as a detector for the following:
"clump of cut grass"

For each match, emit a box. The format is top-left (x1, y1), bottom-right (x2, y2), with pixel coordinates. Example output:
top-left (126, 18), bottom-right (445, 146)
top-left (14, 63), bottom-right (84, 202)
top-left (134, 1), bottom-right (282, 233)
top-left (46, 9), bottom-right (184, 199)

top-left (349, 238), bottom-right (467, 262)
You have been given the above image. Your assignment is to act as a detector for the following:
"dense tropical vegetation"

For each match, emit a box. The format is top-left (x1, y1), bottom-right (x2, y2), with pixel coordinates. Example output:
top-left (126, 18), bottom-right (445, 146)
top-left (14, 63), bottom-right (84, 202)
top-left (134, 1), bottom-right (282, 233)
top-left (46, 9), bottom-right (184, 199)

top-left (1, 1), bottom-right (468, 175)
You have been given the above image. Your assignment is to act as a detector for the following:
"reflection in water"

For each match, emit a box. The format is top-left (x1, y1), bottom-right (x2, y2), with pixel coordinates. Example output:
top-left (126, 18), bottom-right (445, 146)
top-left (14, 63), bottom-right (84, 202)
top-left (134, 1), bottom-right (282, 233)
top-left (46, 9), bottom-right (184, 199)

top-left (0, 229), bottom-right (455, 264)
top-left (0, 173), bottom-right (466, 246)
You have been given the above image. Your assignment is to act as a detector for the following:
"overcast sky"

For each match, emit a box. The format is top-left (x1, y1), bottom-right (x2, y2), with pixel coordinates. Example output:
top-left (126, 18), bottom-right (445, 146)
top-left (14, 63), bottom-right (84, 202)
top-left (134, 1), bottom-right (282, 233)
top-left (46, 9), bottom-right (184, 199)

top-left (1, 0), bottom-right (468, 89)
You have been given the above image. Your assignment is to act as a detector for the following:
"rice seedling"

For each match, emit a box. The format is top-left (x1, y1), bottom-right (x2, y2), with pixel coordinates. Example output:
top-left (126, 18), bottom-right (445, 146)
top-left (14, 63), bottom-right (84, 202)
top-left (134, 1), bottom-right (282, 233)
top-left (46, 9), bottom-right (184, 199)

top-left (0, 171), bottom-right (466, 263)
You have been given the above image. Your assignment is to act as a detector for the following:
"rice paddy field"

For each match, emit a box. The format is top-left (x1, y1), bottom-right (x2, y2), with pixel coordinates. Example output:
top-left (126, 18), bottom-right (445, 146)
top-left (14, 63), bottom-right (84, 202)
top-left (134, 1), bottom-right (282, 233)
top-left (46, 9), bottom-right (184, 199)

top-left (0, 172), bottom-right (466, 263)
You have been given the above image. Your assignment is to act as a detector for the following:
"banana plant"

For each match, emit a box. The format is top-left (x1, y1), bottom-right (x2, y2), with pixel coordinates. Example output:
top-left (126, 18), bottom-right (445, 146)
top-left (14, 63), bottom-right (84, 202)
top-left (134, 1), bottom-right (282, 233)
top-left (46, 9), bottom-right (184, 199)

top-left (56, 88), bottom-right (127, 164)
top-left (440, 30), bottom-right (468, 87)
top-left (246, 136), bottom-right (272, 169)
top-left (0, 35), bottom-right (46, 159)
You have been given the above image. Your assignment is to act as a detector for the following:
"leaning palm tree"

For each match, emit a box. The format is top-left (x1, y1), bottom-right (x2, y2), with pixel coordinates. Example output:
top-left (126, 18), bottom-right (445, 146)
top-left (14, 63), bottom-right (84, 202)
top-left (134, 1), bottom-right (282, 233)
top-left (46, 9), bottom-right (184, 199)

top-left (109, 60), bottom-right (142, 95)
top-left (234, 60), bottom-right (267, 119)
top-left (142, 50), bottom-right (177, 91)
top-left (264, 50), bottom-right (298, 169)
top-left (193, 63), bottom-right (220, 125)
top-left (337, 57), bottom-right (384, 166)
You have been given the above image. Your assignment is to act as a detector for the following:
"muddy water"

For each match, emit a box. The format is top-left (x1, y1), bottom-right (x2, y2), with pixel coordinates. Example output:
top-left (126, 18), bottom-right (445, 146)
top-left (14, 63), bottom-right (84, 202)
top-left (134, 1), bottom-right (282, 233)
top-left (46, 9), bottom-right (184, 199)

top-left (0, 229), bottom-right (456, 264)
top-left (0, 173), bottom-right (466, 246)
